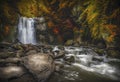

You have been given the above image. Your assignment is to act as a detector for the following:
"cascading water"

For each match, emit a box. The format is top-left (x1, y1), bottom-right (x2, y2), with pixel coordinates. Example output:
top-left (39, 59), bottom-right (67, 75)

top-left (51, 46), bottom-right (120, 82)
top-left (18, 17), bottom-right (36, 45)
top-left (64, 46), bottom-right (120, 80)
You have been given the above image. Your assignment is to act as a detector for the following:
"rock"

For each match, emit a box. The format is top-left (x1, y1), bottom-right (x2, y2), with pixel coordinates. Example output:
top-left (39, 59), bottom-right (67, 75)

top-left (54, 50), bottom-right (65, 59)
top-left (35, 17), bottom-right (47, 31)
top-left (25, 50), bottom-right (37, 56)
top-left (0, 52), bottom-right (16, 59)
top-left (42, 45), bottom-right (53, 53)
top-left (0, 51), bottom-right (55, 82)
top-left (64, 56), bottom-right (75, 63)
top-left (52, 46), bottom-right (59, 52)
top-left (55, 65), bottom-right (60, 72)
top-left (92, 39), bottom-right (106, 48)
top-left (54, 62), bottom-right (64, 72)
top-left (0, 58), bottom-right (21, 64)
top-left (65, 40), bottom-right (74, 46)
top-left (96, 42), bottom-right (106, 49)
top-left (12, 44), bottom-right (23, 50)
top-left (92, 56), bottom-right (104, 62)
top-left (57, 46), bottom-right (64, 50)
top-left (0, 66), bottom-right (26, 80)
top-left (9, 74), bottom-right (35, 82)
top-left (74, 42), bottom-right (80, 47)
top-left (52, 46), bottom-right (66, 59)
top-left (16, 50), bottom-right (24, 57)
top-left (0, 42), bottom-right (11, 49)
top-left (39, 35), bottom-right (46, 44)
top-left (74, 33), bottom-right (82, 45)
top-left (22, 53), bottom-right (55, 82)
top-left (107, 48), bottom-right (120, 58)
top-left (48, 35), bottom-right (54, 44)
top-left (94, 48), bottom-right (105, 56)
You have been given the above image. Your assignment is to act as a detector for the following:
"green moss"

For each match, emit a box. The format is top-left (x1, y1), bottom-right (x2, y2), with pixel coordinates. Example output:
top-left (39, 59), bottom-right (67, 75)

top-left (65, 40), bottom-right (74, 46)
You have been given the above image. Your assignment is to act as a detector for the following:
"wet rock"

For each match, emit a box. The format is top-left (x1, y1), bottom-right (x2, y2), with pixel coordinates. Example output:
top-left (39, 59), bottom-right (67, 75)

top-left (52, 46), bottom-right (66, 59)
top-left (42, 45), bottom-right (53, 53)
top-left (22, 53), bottom-right (55, 82)
top-left (53, 50), bottom-right (65, 59)
top-left (92, 56), bottom-right (104, 62)
top-left (64, 56), bottom-right (75, 63)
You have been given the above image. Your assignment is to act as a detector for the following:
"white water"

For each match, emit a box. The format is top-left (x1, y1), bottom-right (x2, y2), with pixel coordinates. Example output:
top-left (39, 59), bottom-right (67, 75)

top-left (18, 17), bottom-right (36, 44)
top-left (53, 46), bottom-right (120, 80)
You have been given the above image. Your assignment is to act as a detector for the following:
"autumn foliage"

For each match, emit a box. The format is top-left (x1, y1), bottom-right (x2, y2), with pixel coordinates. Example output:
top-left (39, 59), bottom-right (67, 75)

top-left (0, 0), bottom-right (120, 46)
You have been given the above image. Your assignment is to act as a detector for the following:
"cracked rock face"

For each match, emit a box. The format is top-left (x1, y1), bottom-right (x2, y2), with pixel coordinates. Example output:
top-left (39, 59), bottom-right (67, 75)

top-left (22, 53), bottom-right (55, 82)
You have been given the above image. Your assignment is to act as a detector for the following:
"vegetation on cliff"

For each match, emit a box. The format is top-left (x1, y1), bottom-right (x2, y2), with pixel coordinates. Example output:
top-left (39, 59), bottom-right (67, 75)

top-left (0, 0), bottom-right (120, 48)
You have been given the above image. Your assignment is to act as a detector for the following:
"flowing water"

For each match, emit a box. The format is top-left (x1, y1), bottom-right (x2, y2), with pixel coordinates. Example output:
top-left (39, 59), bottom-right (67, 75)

top-left (17, 17), bottom-right (120, 82)
top-left (18, 17), bottom-right (36, 44)
top-left (49, 46), bottom-right (120, 82)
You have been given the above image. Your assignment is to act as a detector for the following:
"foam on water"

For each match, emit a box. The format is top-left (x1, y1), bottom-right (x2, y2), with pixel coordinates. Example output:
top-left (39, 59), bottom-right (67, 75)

top-left (53, 46), bottom-right (120, 80)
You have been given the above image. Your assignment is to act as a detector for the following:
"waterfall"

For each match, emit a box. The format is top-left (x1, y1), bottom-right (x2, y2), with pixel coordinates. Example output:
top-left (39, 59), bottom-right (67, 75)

top-left (18, 17), bottom-right (36, 45)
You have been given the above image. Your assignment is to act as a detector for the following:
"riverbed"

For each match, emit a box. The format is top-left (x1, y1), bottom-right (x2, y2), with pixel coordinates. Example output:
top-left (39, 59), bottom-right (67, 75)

top-left (49, 46), bottom-right (120, 82)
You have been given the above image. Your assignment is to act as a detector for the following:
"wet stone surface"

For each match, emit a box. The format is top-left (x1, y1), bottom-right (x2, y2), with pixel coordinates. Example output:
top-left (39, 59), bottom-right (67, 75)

top-left (0, 43), bottom-right (120, 82)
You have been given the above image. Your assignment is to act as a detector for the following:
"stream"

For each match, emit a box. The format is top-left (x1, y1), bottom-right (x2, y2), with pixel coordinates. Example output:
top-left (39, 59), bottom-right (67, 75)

top-left (49, 46), bottom-right (120, 82)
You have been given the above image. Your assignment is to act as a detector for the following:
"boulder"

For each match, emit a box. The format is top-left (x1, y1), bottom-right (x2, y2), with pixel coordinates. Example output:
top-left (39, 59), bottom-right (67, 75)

top-left (0, 66), bottom-right (26, 80)
top-left (22, 53), bottom-right (55, 82)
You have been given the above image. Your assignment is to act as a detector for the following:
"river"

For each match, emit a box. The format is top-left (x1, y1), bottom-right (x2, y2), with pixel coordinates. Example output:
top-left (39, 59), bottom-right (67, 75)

top-left (49, 46), bottom-right (120, 82)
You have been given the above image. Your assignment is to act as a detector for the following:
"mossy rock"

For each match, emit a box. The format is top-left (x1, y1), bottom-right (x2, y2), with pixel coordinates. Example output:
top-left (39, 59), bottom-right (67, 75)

top-left (12, 44), bottom-right (24, 50)
top-left (65, 40), bottom-right (74, 46)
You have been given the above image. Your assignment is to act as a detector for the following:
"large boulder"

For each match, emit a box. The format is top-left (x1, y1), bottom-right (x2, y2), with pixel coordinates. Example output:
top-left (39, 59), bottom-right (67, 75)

top-left (22, 53), bottom-right (55, 82)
